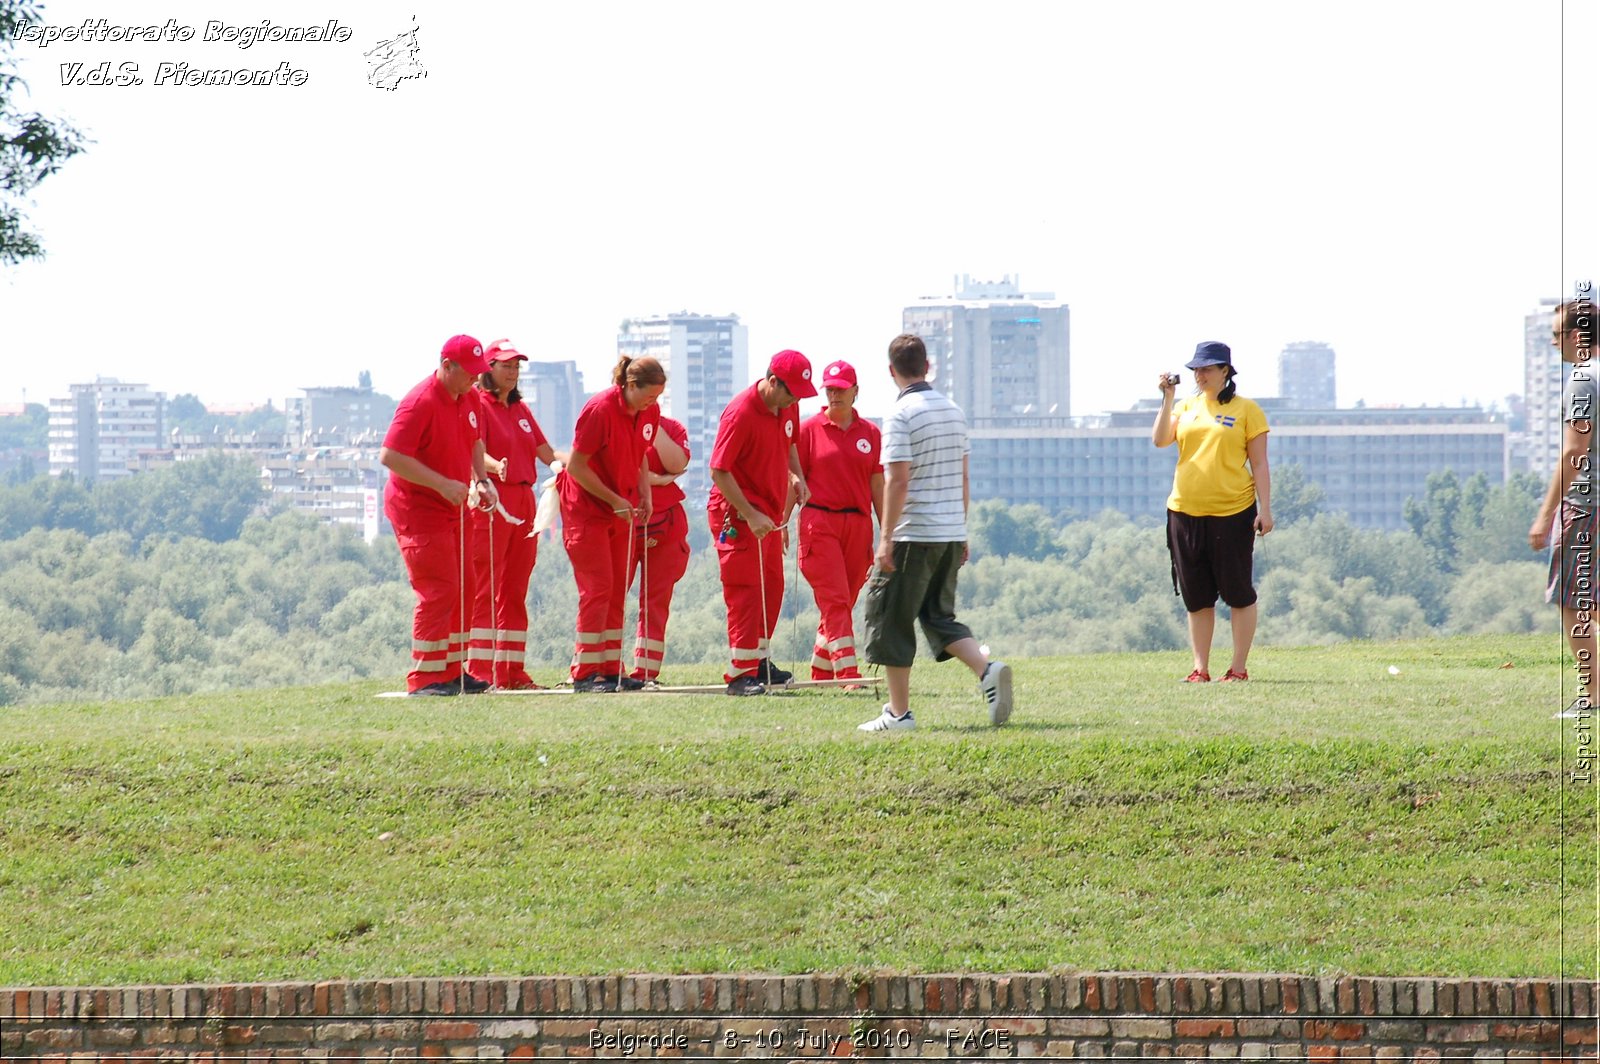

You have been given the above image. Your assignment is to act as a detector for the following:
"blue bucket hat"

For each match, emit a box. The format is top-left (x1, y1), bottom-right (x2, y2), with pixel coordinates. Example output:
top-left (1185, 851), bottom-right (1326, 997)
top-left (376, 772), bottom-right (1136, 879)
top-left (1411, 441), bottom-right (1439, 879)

top-left (1185, 341), bottom-right (1233, 370)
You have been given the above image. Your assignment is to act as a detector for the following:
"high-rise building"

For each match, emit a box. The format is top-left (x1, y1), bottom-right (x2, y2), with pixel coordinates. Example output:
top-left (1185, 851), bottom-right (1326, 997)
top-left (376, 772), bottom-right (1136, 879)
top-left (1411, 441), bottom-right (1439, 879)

top-left (47, 378), bottom-right (166, 482)
top-left (968, 402), bottom-right (1506, 531)
top-left (1524, 297), bottom-right (1566, 479)
top-left (617, 312), bottom-right (748, 501)
top-left (286, 384), bottom-right (390, 445)
top-left (521, 360), bottom-right (586, 451)
top-left (902, 275), bottom-right (1070, 419)
top-left (1277, 341), bottom-right (1337, 409)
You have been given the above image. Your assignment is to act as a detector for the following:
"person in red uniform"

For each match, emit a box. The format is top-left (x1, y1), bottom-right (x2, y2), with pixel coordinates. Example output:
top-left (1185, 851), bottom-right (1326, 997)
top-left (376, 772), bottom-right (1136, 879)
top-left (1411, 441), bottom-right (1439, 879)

top-left (796, 359), bottom-right (884, 684)
top-left (708, 350), bottom-right (815, 696)
top-left (628, 415), bottom-right (691, 683)
top-left (466, 339), bottom-right (565, 690)
top-left (380, 334), bottom-right (499, 696)
top-left (559, 354), bottom-right (665, 692)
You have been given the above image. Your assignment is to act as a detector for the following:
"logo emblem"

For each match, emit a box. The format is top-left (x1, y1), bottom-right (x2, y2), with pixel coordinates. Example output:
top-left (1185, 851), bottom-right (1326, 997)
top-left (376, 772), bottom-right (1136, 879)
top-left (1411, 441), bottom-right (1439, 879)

top-left (856, 438), bottom-right (871, 454)
top-left (801, 368), bottom-right (811, 380)
top-left (1214, 414), bottom-right (1237, 428)
top-left (519, 419), bottom-right (532, 433)
top-left (473, 345), bottom-right (483, 357)
top-left (830, 363), bottom-right (844, 376)
top-left (785, 420), bottom-right (795, 438)
top-left (643, 423), bottom-right (655, 441)
top-left (468, 411), bottom-right (478, 429)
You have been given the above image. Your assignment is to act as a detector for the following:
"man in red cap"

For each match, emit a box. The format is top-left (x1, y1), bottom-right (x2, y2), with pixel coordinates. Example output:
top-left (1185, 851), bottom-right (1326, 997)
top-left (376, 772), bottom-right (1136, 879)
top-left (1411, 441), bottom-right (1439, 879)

top-left (796, 359), bottom-right (883, 684)
top-left (708, 350), bottom-right (815, 695)
top-left (380, 334), bottom-right (499, 696)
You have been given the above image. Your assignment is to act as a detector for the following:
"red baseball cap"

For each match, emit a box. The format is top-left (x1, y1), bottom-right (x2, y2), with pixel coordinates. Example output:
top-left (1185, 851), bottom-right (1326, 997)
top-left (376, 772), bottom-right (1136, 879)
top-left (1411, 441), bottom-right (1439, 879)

top-left (767, 349), bottom-right (818, 398)
top-left (485, 338), bottom-right (528, 363)
top-left (820, 359), bottom-right (857, 389)
top-left (441, 334), bottom-right (490, 375)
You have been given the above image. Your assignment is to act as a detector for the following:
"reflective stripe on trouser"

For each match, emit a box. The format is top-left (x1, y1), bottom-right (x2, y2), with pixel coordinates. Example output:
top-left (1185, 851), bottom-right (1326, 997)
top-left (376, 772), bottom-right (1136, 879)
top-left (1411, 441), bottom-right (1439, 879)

top-left (798, 507), bottom-right (873, 680)
top-left (564, 510), bottom-right (631, 680)
top-left (630, 504), bottom-right (691, 680)
top-left (810, 636), bottom-right (860, 680)
top-left (397, 522), bottom-right (469, 692)
top-left (467, 484), bottom-right (540, 686)
top-left (710, 504), bottom-right (784, 682)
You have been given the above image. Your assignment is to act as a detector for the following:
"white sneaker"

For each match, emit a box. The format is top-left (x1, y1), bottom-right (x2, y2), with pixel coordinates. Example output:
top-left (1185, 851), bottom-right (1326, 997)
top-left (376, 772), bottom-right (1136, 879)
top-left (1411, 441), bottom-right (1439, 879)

top-left (1555, 698), bottom-right (1589, 720)
top-left (858, 705), bottom-right (916, 732)
top-left (980, 661), bottom-right (1013, 726)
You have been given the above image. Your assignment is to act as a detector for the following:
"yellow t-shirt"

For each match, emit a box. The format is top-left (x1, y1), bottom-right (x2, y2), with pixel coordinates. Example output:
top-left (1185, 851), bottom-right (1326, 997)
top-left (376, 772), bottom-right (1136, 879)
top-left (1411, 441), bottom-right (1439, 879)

top-left (1164, 394), bottom-right (1269, 517)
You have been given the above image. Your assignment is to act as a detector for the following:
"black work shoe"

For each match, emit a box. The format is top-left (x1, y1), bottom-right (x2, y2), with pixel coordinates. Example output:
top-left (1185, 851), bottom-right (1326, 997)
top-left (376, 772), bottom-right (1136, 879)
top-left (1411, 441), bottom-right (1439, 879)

top-left (726, 675), bottom-right (767, 697)
top-left (409, 682), bottom-right (460, 697)
top-left (759, 662), bottom-right (793, 686)
top-left (615, 675), bottom-right (646, 691)
top-left (460, 674), bottom-right (491, 694)
top-left (573, 676), bottom-right (619, 693)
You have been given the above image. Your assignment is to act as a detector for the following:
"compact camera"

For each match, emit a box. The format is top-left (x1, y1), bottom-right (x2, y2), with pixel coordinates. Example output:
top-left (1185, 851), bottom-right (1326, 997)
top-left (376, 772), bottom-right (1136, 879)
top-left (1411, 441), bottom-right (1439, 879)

top-left (1162, 373), bottom-right (1181, 388)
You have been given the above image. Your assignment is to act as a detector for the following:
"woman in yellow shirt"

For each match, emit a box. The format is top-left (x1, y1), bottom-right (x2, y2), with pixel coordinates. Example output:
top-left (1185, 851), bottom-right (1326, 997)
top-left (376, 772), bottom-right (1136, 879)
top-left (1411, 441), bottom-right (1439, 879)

top-left (1152, 341), bottom-right (1273, 682)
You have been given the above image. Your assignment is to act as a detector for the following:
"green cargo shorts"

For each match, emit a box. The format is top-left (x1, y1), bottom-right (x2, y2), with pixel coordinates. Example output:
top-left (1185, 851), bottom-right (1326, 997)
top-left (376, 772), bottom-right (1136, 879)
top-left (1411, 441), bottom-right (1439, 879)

top-left (862, 540), bottom-right (974, 668)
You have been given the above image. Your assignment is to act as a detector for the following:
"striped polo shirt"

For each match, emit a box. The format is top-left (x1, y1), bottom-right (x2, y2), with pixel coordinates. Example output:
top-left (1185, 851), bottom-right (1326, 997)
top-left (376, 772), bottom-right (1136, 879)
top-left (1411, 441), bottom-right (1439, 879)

top-left (881, 381), bottom-right (969, 542)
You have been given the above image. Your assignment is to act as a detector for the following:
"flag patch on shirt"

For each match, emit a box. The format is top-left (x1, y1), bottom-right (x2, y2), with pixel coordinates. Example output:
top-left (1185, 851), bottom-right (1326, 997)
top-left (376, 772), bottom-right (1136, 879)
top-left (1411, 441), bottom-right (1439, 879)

top-left (1214, 414), bottom-right (1237, 427)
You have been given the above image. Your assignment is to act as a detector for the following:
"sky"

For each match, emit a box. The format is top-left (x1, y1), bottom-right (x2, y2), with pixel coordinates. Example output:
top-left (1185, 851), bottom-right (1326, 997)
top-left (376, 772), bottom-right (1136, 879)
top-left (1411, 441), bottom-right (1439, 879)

top-left (1, 1), bottom-right (1596, 423)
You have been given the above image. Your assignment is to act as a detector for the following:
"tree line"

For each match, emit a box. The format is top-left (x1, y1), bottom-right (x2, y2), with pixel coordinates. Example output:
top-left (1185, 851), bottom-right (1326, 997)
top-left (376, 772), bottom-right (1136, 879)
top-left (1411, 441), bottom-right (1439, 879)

top-left (0, 459), bottom-right (1555, 705)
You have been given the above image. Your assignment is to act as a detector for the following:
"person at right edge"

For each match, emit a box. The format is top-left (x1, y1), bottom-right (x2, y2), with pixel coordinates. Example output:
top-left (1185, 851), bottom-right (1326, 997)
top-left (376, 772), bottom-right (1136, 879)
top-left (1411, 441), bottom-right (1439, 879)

top-left (1152, 340), bottom-right (1273, 683)
top-left (1530, 289), bottom-right (1597, 720)
top-left (858, 333), bottom-right (1012, 732)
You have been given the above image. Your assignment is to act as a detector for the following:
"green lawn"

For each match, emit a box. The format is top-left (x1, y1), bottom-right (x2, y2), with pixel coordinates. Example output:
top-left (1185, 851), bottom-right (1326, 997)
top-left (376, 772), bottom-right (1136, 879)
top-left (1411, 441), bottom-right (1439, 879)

top-left (1, 633), bottom-right (1593, 986)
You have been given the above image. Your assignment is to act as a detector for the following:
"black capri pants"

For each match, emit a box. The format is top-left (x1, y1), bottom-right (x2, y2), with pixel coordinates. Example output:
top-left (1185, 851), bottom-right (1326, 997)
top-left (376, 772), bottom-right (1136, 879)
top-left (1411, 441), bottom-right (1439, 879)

top-left (1166, 504), bottom-right (1259, 613)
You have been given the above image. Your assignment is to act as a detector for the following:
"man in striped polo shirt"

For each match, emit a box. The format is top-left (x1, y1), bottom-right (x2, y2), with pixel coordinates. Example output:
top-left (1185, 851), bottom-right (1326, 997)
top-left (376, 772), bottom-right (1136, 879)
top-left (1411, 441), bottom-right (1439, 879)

top-left (859, 333), bottom-right (1013, 732)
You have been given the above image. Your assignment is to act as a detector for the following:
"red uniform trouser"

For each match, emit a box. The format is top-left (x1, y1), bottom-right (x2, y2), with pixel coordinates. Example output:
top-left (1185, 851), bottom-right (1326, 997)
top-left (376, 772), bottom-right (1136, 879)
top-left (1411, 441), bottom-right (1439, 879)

top-left (564, 510), bottom-right (631, 680)
top-left (396, 518), bottom-right (470, 692)
top-left (629, 504), bottom-right (690, 680)
top-left (798, 506), bottom-right (873, 680)
top-left (467, 482), bottom-right (539, 687)
top-left (709, 504), bottom-right (784, 682)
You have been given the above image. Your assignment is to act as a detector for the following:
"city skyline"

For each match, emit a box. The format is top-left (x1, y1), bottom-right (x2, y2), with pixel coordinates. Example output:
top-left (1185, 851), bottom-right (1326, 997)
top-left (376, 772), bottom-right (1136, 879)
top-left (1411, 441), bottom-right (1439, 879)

top-left (0, 1), bottom-right (1594, 422)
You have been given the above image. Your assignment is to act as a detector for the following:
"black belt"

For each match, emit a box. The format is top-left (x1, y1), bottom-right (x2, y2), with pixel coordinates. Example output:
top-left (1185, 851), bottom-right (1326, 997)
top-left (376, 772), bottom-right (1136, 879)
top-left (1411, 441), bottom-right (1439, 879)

top-left (805, 503), bottom-right (863, 515)
top-left (645, 502), bottom-right (683, 534)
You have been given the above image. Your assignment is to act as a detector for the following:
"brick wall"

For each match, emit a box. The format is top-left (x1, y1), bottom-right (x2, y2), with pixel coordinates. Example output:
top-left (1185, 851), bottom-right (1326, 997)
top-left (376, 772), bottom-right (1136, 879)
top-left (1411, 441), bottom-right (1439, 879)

top-left (2, 972), bottom-right (1595, 1060)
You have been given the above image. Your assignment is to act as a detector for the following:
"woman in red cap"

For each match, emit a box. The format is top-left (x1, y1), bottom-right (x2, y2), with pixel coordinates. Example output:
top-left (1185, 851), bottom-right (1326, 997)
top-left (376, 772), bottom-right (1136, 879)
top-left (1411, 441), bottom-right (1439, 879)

top-left (560, 354), bottom-right (665, 692)
top-left (796, 359), bottom-right (883, 684)
top-left (466, 339), bottom-right (565, 689)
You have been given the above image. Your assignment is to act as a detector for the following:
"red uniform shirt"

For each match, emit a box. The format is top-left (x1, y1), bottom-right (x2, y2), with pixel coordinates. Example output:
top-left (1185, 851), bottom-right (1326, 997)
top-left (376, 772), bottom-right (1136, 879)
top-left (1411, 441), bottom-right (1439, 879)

top-left (709, 382), bottom-right (799, 523)
top-left (477, 391), bottom-right (549, 485)
top-left (560, 384), bottom-right (661, 520)
top-left (649, 416), bottom-right (691, 512)
top-left (797, 409), bottom-right (882, 514)
top-left (383, 373), bottom-right (481, 532)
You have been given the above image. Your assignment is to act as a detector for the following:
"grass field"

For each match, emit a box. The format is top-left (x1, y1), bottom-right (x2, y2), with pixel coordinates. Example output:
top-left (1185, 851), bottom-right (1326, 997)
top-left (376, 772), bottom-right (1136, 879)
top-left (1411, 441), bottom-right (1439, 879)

top-left (1, 632), bottom-right (1594, 986)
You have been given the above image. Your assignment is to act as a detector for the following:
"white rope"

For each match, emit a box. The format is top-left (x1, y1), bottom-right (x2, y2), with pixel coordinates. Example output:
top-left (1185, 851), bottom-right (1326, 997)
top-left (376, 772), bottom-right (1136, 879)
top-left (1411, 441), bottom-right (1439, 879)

top-left (756, 526), bottom-right (768, 684)
top-left (788, 511), bottom-right (799, 681)
top-left (457, 504), bottom-right (467, 695)
top-left (618, 508), bottom-right (636, 693)
top-left (488, 504), bottom-right (498, 689)
top-left (640, 520), bottom-right (653, 682)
